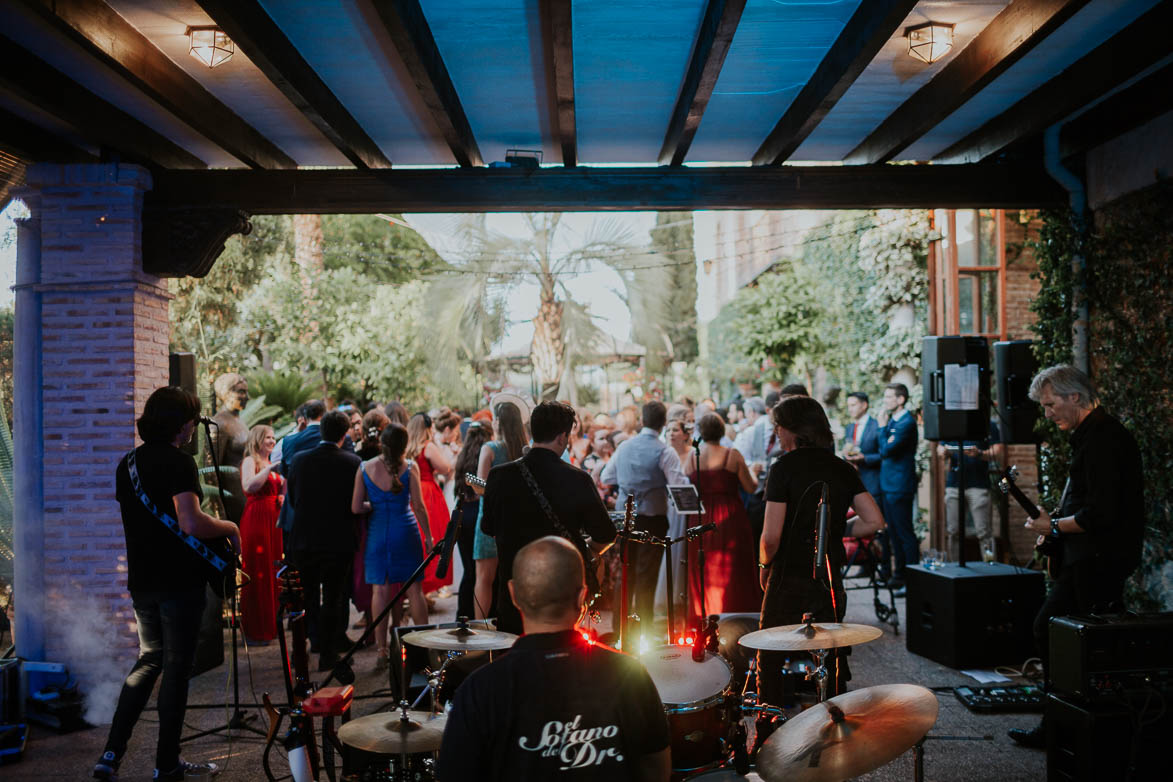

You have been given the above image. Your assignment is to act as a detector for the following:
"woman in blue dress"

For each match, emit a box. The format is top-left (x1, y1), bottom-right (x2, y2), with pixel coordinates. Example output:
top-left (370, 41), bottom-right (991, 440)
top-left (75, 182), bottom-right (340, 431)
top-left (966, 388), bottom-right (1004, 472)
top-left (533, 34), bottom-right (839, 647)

top-left (351, 423), bottom-right (432, 667)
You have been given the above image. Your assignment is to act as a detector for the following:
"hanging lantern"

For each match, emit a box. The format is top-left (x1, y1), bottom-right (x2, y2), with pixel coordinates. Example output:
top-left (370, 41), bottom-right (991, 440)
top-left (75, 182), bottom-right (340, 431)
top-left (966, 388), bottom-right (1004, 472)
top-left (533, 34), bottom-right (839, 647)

top-left (905, 22), bottom-right (954, 65)
top-left (187, 26), bottom-right (234, 68)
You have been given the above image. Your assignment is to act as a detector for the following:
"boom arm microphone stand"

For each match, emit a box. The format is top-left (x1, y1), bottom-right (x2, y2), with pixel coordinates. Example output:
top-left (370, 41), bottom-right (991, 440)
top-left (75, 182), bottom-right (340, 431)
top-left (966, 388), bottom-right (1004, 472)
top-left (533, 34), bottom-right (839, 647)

top-left (181, 417), bottom-right (266, 741)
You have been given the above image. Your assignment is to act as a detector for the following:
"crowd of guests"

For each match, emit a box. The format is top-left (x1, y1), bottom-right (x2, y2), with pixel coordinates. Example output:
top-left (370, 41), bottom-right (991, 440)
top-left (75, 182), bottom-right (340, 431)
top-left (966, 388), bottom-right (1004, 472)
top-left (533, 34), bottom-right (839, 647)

top-left (220, 379), bottom-right (942, 674)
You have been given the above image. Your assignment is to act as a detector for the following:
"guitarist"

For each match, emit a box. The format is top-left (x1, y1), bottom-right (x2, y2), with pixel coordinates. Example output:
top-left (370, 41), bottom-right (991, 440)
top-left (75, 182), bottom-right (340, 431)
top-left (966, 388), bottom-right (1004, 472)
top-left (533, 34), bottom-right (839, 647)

top-left (481, 401), bottom-right (617, 635)
top-left (93, 386), bottom-right (240, 782)
top-left (1008, 365), bottom-right (1145, 750)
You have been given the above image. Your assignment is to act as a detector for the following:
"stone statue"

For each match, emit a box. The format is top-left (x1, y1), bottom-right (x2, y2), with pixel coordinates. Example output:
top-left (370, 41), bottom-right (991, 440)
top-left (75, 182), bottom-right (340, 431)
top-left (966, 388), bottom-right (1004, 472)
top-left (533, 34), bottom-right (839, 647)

top-left (211, 372), bottom-right (249, 522)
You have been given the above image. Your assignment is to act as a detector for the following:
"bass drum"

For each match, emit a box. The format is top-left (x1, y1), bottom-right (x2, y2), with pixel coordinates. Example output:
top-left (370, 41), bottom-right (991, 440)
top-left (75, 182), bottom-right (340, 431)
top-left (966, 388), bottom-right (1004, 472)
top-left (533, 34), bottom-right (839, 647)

top-left (642, 646), bottom-right (734, 778)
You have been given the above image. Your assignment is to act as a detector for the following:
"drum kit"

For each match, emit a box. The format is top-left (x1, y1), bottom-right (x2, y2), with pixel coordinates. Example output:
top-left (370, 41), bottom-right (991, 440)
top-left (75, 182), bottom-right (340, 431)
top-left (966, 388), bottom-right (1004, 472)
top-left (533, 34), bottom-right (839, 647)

top-left (335, 612), bottom-right (937, 781)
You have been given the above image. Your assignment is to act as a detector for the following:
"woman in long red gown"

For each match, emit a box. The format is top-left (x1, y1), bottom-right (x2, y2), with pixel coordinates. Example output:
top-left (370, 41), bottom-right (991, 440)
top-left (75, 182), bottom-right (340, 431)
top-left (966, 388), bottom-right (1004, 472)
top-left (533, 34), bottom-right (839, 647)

top-left (408, 413), bottom-right (454, 596)
top-left (686, 413), bottom-right (761, 625)
top-left (239, 424), bottom-right (284, 643)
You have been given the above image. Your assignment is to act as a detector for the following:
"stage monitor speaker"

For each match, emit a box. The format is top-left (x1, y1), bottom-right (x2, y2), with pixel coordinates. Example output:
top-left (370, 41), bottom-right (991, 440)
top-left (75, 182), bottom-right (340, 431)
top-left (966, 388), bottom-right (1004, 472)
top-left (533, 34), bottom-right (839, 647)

top-left (922, 336), bottom-right (990, 441)
top-left (169, 351), bottom-right (198, 454)
top-left (905, 563), bottom-right (1043, 669)
top-left (993, 340), bottom-right (1039, 444)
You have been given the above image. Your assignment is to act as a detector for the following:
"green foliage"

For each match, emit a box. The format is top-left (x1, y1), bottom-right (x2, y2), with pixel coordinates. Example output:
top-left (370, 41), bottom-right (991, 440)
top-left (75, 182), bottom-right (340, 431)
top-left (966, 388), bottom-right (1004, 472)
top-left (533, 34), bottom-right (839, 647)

top-left (0, 395), bottom-right (12, 583)
top-left (246, 369), bottom-right (317, 418)
top-left (0, 305), bottom-right (11, 427)
top-left (240, 395), bottom-right (283, 429)
top-left (321, 214), bottom-right (442, 283)
top-left (1029, 184), bottom-right (1173, 610)
top-left (649, 213), bottom-right (698, 365)
top-left (729, 262), bottom-right (823, 382)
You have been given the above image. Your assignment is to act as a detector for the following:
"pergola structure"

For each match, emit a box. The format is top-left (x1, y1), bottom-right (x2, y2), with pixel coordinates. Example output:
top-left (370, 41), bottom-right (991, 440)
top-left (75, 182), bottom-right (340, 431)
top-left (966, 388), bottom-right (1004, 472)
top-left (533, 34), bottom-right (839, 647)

top-left (6, 0), bottom-right (1171, 670)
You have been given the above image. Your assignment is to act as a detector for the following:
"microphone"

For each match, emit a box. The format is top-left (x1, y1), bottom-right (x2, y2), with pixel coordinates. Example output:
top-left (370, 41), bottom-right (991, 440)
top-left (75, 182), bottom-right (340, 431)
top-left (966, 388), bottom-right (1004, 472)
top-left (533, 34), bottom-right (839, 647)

top-left (686, 522), bottom-right (716, 539)
top-left (813, 482), bottom-right (829, 574)
top-left (434, 508), bottom-right (462, 580)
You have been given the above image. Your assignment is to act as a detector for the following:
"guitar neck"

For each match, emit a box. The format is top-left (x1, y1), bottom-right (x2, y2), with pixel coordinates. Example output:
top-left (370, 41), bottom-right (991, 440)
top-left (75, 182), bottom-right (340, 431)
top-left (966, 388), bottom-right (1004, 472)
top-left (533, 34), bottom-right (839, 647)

top-left (1004, 479), bottom-right (1041, 520)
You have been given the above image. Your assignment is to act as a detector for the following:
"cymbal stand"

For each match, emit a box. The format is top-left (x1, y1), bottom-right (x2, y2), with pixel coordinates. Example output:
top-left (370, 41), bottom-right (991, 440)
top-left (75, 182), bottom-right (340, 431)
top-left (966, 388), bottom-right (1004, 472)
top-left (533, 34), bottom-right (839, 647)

top-left (795, 612), bottom-right (832, 703)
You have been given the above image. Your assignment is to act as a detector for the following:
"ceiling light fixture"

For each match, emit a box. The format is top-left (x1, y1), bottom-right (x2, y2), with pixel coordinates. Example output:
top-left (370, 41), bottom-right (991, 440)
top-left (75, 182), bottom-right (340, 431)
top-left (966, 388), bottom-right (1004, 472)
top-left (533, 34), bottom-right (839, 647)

top-left (186, 25), bottom-right (234, 68)
top-left (905, 22), bottom-right (954, 65)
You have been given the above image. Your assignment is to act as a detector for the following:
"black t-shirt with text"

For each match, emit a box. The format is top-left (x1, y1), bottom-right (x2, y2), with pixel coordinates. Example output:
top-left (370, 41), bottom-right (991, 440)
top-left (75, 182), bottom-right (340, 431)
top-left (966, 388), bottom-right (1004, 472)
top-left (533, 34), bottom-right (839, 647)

top-left (438, 630), bottom-right (669, 781)
top-left (115, 442), bottom-right (207, 593)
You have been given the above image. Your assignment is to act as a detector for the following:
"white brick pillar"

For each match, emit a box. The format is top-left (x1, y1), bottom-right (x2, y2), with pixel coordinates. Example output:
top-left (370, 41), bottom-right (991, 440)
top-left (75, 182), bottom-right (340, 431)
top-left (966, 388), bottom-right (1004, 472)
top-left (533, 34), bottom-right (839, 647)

top-left (14, 164), bottom-right (170, 705)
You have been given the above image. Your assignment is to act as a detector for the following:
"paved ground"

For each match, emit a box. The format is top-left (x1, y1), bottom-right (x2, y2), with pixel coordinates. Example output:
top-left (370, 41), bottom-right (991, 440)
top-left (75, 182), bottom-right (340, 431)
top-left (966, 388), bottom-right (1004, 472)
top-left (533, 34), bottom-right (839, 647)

top-left (7, 578), bottom-right (1048, 781)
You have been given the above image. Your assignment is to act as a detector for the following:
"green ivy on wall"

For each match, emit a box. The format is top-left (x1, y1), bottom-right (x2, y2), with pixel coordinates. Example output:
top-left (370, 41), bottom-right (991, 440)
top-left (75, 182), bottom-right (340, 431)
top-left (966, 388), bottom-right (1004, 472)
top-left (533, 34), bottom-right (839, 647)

top-left (1028, 182), bottom-right (1173, 610)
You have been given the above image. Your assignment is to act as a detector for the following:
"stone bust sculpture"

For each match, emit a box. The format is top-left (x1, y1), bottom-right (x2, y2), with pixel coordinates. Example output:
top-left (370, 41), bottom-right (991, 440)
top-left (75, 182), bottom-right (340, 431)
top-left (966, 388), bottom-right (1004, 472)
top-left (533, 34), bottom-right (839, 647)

top-left (211, 372), bottom-right (249, 522)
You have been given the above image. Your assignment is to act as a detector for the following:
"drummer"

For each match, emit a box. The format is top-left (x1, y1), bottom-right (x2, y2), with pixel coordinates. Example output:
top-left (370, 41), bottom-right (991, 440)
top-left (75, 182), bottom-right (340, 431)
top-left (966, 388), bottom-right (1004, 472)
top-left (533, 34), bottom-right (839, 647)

top-left (758, 397), bottom-right (885, 704)
top-left (438, 536), bottom-right (670, 781)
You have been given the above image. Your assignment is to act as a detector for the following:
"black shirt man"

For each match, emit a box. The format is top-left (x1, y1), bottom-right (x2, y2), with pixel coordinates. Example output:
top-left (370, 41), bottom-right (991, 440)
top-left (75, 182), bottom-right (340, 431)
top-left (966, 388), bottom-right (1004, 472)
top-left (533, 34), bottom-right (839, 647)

top-left (439, 536), bottom-right (670, 781)
top-left (481, 401), bottom-right (617, 636)
top-left (1009, 366), bottom-right (1145, 748)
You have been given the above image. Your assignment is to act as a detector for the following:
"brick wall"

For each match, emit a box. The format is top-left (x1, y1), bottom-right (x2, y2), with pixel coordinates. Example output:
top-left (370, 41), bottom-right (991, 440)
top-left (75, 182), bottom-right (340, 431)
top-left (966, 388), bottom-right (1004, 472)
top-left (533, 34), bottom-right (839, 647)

top-left (22, 164), bottom-right (169, 676)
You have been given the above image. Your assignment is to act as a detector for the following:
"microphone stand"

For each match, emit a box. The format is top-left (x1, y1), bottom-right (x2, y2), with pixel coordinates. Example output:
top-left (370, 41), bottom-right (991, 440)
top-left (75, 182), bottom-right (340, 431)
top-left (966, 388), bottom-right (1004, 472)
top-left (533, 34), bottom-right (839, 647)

top-left (181, 418), bottom-right (266, 741)
top-left (693, 438), bottom-right (705, 625)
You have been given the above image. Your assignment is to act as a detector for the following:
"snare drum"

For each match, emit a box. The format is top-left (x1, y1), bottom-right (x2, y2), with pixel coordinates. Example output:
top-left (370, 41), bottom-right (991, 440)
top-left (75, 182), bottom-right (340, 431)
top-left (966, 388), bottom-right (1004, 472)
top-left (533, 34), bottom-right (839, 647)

top-left (643, 646), bottom-right (734, 776)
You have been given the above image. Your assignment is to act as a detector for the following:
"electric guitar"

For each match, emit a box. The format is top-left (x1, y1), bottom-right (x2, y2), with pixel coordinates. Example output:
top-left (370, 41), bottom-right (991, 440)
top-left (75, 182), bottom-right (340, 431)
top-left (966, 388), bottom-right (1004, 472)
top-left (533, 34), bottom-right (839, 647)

top-left (998, 466), bottom-right (1062, 576)
top-left (464, 472), bottom-right (487, 497)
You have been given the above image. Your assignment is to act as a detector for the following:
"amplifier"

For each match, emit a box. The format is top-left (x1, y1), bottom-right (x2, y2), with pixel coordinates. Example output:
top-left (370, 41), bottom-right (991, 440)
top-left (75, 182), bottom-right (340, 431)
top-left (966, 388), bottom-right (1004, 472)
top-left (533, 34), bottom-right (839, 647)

top-left (1046, 692), bottom-right (1169, 781)
top-left (1049, 612), bottom-right (1173, 701)
top-left (905, 563), bottom-right (1043, 669)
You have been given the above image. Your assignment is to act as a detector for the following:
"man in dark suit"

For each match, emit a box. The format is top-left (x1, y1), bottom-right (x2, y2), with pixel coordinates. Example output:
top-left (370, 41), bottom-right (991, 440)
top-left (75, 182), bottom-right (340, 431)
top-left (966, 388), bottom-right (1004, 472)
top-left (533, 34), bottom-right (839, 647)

top-left (285, 409), bottom-right (361, 673)
top-left (878, 383), bottom-right (919, 591)
top-left (481, 401), bottom-right (617, 636)
top-left (843, 391), bottom-right (882, 499)
top-left (275, 398), bottom-right (327, 540)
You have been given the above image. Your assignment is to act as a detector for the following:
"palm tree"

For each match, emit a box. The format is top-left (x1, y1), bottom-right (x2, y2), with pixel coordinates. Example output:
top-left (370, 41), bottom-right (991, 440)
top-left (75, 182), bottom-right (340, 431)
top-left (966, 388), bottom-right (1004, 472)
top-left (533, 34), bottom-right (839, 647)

top-left (418, 213), bottom-right (676, 401)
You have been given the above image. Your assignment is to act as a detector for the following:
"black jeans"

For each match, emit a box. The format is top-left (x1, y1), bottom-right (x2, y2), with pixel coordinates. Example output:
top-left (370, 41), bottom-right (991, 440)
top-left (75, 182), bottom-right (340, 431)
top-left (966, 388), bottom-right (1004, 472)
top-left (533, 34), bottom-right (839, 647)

top-left (620, 514), bottom-right (669, 636)
top-left (294, 549), bottom-right (353, 663)
top-left (103, 587), bottom-right (206, 771)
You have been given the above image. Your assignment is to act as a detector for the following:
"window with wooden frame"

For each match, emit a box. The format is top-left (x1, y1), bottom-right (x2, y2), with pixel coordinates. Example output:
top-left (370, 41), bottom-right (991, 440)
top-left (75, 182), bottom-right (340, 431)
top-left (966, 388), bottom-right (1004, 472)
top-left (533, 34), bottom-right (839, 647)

top-left (928, 209), bottom-right (1007, 339)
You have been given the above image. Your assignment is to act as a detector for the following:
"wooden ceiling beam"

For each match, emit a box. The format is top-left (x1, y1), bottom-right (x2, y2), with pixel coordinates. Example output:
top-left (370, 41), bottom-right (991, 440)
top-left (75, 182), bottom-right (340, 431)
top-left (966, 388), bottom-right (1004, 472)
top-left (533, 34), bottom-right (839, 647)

top-left (371, 0), bottom-right (483, 167)
top-left (149, 164), bottom-right (1067, 214)
top-left (753, 0), bottom-right (919, 166)
top-left (196, 0), bottom-right (391, 169)
top-left (847, 0), bottom-right (1093, 165)
top-left (936, 3), bottom-right (1173, 163)
top-left (658, 0), bottom-right (746, 167)
top-left (18, 0), bottom-right (295, 169)
top-left (0, 35), bottom-right (205, 169)
top-left (1059, 60), bottom-right (1173, 161)
top-left (541, 0), bottom-right (577, 167)
top-left (0, 105), bottom-right (98, 164)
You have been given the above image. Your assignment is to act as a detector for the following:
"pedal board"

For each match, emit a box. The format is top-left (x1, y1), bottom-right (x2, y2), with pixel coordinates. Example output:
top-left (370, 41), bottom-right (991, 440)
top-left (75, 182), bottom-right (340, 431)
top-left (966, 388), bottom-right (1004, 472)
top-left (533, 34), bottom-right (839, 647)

top-left (953, 684), bottom-right (1044, 713)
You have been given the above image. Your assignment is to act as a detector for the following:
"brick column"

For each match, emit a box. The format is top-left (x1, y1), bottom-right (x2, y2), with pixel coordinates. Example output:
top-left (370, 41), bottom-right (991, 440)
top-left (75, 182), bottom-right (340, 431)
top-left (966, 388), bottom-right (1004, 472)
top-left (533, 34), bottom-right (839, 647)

top-left (14, 164), bottom-right (170, 709)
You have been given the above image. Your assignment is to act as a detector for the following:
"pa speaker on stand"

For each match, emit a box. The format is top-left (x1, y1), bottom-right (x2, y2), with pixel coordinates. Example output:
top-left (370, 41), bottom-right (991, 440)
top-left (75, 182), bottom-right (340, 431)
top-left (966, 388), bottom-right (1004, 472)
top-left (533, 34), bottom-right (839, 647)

top-left (993, 340), bottom-right (1039, 444)
top-left (922, 336), bottom-right (990, 442)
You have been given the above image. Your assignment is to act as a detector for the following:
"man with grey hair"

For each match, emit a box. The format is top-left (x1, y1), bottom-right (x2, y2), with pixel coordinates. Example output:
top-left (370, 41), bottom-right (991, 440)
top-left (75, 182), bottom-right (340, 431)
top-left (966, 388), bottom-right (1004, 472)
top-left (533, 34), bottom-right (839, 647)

top-left (1008, 365), bottom-right (1145, 749)
top-left (439, 537), bottom-right (670, 781)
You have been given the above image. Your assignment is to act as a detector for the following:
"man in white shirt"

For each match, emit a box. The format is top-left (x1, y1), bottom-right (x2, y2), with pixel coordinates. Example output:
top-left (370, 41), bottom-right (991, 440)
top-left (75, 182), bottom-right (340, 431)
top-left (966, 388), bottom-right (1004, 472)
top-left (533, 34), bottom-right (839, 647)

top-left (600, 401), bottom-right (688, 641)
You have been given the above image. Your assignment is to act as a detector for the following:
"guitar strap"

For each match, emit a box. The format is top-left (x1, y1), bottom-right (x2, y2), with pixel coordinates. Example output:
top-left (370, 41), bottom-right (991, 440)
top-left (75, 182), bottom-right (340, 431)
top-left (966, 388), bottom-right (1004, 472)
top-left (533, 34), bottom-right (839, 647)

top-left (517, 459), bottom-right (599, 578)
top-left (125, 449), bottom-right (230, 576)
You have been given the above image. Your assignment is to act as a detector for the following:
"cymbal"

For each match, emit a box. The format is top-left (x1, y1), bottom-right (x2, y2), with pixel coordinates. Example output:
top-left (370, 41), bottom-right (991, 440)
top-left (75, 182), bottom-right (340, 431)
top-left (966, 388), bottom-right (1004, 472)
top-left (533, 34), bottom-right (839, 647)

top-left (738, 622), bottom-right (882, 651)
top-left (756, 684), bottom-right (938, 782)
top-left (402, 625), bottom-right (518, 651)
top-left (338, 710), bottom-right (448, 755)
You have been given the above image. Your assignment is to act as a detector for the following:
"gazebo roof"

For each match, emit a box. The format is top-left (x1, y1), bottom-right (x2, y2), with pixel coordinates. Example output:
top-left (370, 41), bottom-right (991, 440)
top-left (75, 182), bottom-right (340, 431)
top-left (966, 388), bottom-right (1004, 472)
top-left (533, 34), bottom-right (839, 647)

top-left (2, 0), bottom-right (1169, 217)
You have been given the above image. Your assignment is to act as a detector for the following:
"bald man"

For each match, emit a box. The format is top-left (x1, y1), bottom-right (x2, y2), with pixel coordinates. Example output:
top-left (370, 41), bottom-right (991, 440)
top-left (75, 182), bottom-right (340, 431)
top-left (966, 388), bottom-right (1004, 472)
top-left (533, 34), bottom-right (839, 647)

top-left (439, 537), bottom-right (670, 781)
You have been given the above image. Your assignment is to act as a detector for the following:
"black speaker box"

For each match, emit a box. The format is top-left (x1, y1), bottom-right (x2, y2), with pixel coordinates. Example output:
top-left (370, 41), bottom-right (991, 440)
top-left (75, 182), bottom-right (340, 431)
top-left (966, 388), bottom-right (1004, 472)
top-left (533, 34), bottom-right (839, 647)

top-left (993, 340), bottom-right (1039, 444)
top-left (190, 585), bottom-right (225, 678)
top-left (905, 563), bottom-right (1043, 669)
top-left (922, 336), bottom-right (990, 441)
top-left (169, 351), bottom-right (198, 454)
top-left (1046, 692), bottom-right (1169, 781)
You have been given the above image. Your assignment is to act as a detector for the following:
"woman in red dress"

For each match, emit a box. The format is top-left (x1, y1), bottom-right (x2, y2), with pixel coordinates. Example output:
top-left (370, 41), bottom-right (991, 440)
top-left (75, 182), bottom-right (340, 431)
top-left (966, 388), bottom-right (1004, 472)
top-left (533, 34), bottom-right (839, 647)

top-left (685, 412), bottom-right (760, 624)
top-left (408, 413), bottom-right (454, 596)
top-left (239, 424), bottom-right (284, 643)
